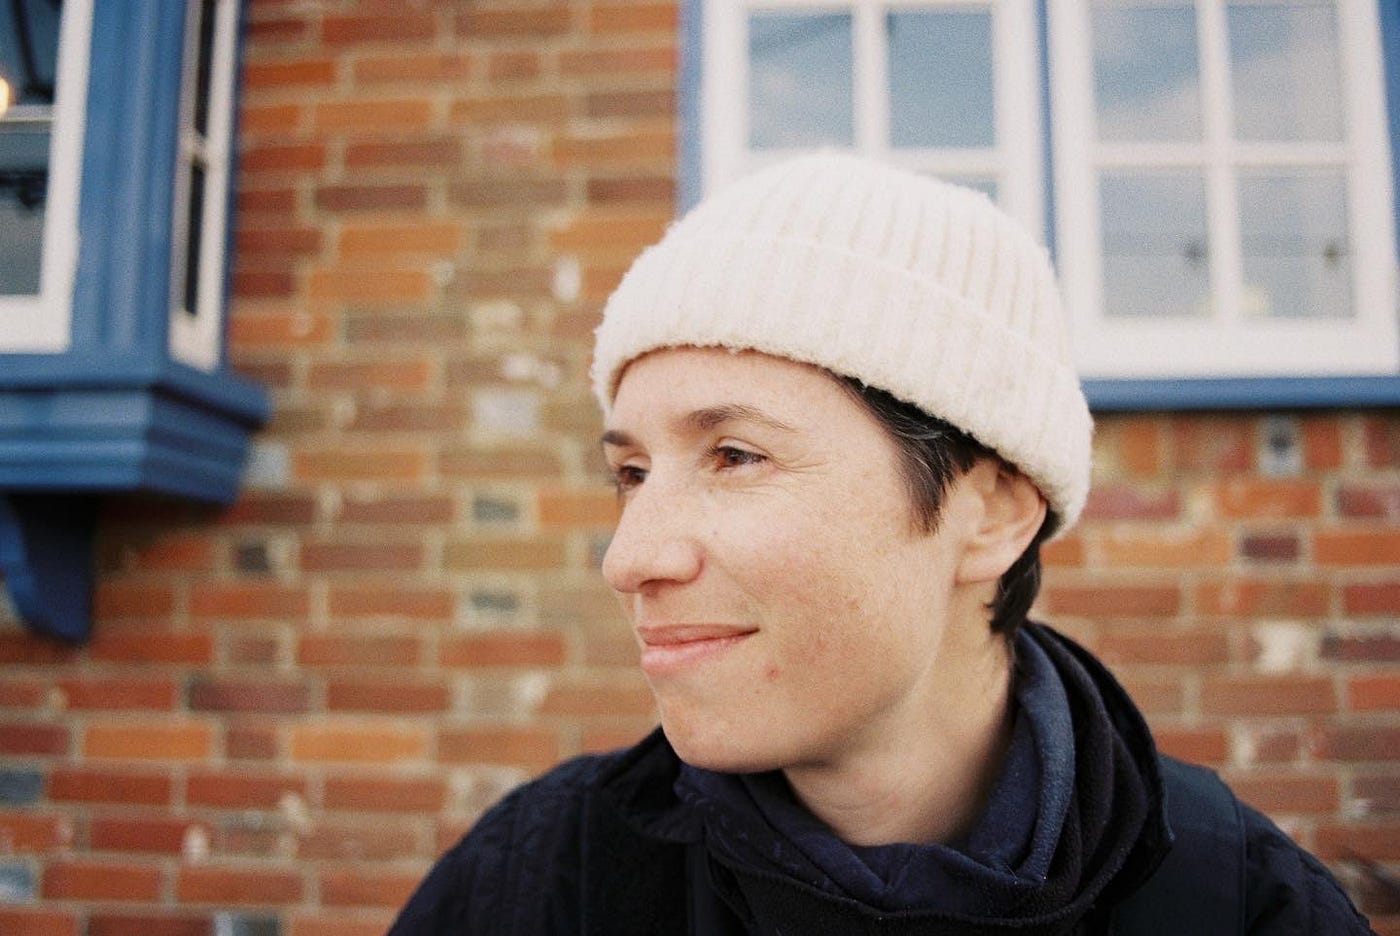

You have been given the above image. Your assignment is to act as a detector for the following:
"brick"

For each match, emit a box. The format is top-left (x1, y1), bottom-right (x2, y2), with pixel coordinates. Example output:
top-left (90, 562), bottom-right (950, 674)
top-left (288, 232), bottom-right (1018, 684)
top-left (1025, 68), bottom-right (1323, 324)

top-left (1196, 580), bottom-right (1329, 617)
top-left (322, 775), bottom-right (445, 812)
top-left (1080, 485), bottom-right (1180, 521)
top-left (291, 723), bottom-right (429, 763)
top-left (1239, 533), bottom-right (1300, 562)
top-left (93, 582), bottom-right (178, 618)
top-left (298, 822), bottom-right (420, 861)
top-left (1314, 821), bottom-right (1400, 861)
top-left (1039, 534), bottom-right (1084, 567)
top-left (338, 495), bottom-right (454, 525)
top-left (300, 541), bottom-right (424, 573)
top-left (1315, 531), bottom-right (1400, 566)
top-left (84, 722), bottom-right (212, 761)
top-left (485, 50), bottom-right (540, 80)
top-left (1096, 528), bottom-right (1231, 569)
top-left (538, 488), bottom-right (621, 528)
top-left (322, 13), bottom-right (437, 45)
top-left (586, 175), bottom-right (674, 206)
top-left (188, 677), bottom-right (309, 714)
top-left (221, 492), bottom-right (318, 525)
top-left (1215, 479), bottom-right (1321, 518)
top-left (289, 914), bottom-right (394, 936)
top-left (56, 677), bottom-right (177, 710)
top-left (0, 722), bottom-right (69, 755)
top-left (327, 584), bottom-right (454, 621)
top-left (247, 15), bottom-right (310, 44)
top-left (237, 187), bottom-right (296, 214)
top-left (307, 268), bottom-right (433, 303)
top-left (176, 866), bottom-right (304, 905)
top-left (444, 537), bottom-right (568, 570)
top-left (314, 98), bottom-right (432, 131)
top-left (1363, 415), bottom-right (1400, 467)
top-left (450, 93), bottom-right (570, 124)
top-left (1201, 676), bottom-right (1337, 716)
top-left (449, 176), bottom-right (567, 210)
top-left (237, 226), bottom-right (322, 257)
top-left (226, 725), bottom-right (279, 761)
top-left (0, 677), bottom-right (47, 709)
top-left (590, 4), bottom-right (679, 33)
top-left (1355, 775), bottom-right (1400, 813)
top-left (229, 310), bottom-right (334, 349)
top-left (1337, 484), bottom-right (1400, 520)
top-left (586, 88), bottom-right (675, 120)
top-left (48, 768), bottom-right (171, 806)
top-left (439, 726), bottom-right (560, 769)
top-left (1348, 675), bottom-right (1400, 712)
top-left (1097, 629), bottom-right (1229, 665)
top-left (1321, 629), bottom-right (1400, 663)
top-left (1313, 725), bottom-right (1400, 762)
top-left (339, 222), bottom-right (463, 258)
top-left (457, 6), bottom-right (573, 37)
top-left (1170, 418), bottom-right (1254, 471)
top-left (0, 634), bottom-right (79, 665)
top-left (299, 635), bottom-right (421, 667)
top-left (1300, 416), bottom-right (1343, 469)
top-left (439, 633), bottom-right (567, 668)
top-left (186, 772), bottom-right (306, 809)
top-left (550, 211), bottom-right (671, 254)
top-left (90, 817), bottom-right (209, 855)
top-left (540, 680), bottom-right (656, 717)
top-left (243, 57), bottom-right (336, 89)
top-left (293, 448), bottom-right (428, 482)
top-left (190, 583), bottom-right (308, 620)
top-left (1233, 726), bottom-right (1303, 764)
top-left (553, 128), bottom-right (674, 168)
top-left (315, 184), bottom-right (428, 213)
top-left (1344, 583), bottom-right (1400, 616)
top-left (240, 142), bottom-right (326, 173)
top-left (87, 915), bottom-right (211, 936)
top-left (441, 445), bottom-right (562, 479)
top-left (0, 909), bottom-right (79, 936)
top-left (239, 102), bottom-right (301, 135)
top-left (232, 269), bottom-right (294, 298)
top-left (559, 46), bottom-right (676, 77)
top-left (1226, 774), bottom-right (1339, 815)
top-left (0, 812), bottom-right (74, 850)
top-left (353, 52), bottom-right (472, 84)
top-left (1042, 584), bottom-right (1180, 618)
top-left (326, 679), bottom-right (450, 713)
top-left (43, 861), bottom-right (162, 900)
top-left (321, 868), bottom-right (422, 908)
top-left (1153, 727), bottom-right (1229, 766)
top-left (345, 138), bottom-right (462, 169)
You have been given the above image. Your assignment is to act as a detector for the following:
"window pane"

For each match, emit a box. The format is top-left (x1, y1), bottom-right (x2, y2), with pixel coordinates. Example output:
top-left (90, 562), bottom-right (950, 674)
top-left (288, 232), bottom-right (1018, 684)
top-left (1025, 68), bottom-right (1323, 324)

top-left (1091, 4), bottom-right (1201, 142)
top-left (1238, 171), bottom-right (1350, 318)
top-left (888, 10), bottom-right (994, 148)
top-left (1100, 171), bottom-right (1210, 318)
top-left (193, 0), bottom-right (218, 137)
top-left (182, 161), bottom-right (207, 316)
top-left (1228, 2), bottom-right (1342, 141)
top-left (942, 174), bottom-right (998, 203)
top-left (0, 0), bottom-right (61, 296)
top-left (748, 11), bottom-right (853, 149)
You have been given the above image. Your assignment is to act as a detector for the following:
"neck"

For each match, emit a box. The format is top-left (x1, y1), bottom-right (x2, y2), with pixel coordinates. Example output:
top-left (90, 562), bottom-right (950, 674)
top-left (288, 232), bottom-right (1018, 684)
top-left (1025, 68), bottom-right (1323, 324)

top-left (783, 612), bottom-right (1015, 847)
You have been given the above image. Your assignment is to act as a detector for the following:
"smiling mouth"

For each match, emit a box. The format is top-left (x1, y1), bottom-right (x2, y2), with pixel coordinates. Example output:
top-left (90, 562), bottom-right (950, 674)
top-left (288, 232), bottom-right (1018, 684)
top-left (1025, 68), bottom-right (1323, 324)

top-left (637, 625), bottom-right (756, 676)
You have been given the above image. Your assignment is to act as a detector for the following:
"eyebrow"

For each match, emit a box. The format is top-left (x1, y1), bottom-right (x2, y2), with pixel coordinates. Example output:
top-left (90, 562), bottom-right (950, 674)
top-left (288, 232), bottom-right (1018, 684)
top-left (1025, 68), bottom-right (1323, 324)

top-left (600, 404), bottom-right (796, 448)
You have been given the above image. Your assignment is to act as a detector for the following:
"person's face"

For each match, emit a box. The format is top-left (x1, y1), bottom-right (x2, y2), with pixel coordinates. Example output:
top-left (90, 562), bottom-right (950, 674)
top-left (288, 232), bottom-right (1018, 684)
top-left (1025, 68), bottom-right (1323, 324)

top-left (601, 347), bottom-right (985, 774)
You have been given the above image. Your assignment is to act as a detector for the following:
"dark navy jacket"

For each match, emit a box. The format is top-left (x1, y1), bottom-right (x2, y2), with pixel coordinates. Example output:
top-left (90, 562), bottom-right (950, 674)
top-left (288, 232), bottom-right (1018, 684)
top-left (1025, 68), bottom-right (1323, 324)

top-left (387, 627), bottom-right (1372, 935)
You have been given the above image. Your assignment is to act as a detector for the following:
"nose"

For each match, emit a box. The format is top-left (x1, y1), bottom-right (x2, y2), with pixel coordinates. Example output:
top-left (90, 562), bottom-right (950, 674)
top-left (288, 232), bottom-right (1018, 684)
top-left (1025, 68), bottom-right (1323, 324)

top-left (601, 475), bottom-right (703, 595)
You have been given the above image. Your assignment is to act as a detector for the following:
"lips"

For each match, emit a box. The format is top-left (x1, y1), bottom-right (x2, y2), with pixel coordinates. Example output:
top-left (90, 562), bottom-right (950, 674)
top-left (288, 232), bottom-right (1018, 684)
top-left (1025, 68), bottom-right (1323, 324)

top-left (636, 624), bottom-right (756, 677)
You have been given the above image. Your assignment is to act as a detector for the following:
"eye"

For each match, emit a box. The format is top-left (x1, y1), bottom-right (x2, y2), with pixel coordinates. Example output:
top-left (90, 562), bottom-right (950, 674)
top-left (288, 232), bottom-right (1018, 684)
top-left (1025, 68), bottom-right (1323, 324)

top-left (709, 445), bottom-right (766, 470)
top-left (610, 464), bottom-right (647, 496)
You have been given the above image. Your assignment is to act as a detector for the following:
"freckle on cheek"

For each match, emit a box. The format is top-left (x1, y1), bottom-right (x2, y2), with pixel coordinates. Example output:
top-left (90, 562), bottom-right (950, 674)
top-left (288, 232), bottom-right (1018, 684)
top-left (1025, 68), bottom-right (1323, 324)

top-left (766, 666), bottom-right (780, 681)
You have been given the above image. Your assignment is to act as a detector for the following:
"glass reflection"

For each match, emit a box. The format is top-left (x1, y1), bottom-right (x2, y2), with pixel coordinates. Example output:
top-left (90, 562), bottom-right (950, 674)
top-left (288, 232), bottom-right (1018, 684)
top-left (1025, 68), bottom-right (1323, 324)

top-left (1100, 171), bottom-right (1211, 317)
top-left (1238, 171), bottom-right (1350, 318)
top-left (1091, 3), bottom-right (1201, 142)
top-left (888, 10), bottom-right (994, 149)
top-left (1228, 2), bottom-right (1343, 141)
top-left (0, 0), bottom-right (61, 296)
top-left (748, 11), bottom-right (853, 150)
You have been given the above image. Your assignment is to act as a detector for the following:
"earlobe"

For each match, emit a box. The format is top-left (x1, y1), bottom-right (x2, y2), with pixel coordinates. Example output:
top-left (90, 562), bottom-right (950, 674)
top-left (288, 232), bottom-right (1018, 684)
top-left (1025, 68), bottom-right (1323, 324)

top-left (955, 462), bottom-right (1048, 586)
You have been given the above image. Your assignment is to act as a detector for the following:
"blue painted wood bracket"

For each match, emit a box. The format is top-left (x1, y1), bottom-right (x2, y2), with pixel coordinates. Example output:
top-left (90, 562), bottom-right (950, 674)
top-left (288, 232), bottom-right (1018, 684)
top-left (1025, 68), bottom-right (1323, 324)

top-left (0, 494), bottom-right (98, 643)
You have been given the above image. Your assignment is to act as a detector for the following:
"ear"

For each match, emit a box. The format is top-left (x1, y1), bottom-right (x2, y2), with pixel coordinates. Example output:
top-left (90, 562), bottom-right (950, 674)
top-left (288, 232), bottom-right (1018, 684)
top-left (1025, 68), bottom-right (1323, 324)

top-left (954, 460), bottom-right (1048, 586)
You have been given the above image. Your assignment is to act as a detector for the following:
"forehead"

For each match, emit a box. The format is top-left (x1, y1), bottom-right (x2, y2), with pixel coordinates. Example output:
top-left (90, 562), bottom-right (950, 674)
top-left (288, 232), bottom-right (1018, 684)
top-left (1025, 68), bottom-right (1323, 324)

top-left (608, 348), bottom-right (848, 421)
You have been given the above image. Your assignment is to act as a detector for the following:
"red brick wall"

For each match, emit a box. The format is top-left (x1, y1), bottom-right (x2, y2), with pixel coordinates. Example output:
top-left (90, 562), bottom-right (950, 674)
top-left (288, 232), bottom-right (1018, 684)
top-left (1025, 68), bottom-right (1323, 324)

top-left (0, 2), bottom-right (1396, 934)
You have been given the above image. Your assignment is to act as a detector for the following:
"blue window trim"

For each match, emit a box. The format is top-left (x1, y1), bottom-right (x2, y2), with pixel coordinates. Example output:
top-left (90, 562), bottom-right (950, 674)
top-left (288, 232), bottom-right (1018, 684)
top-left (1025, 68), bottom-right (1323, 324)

top-left (675, 0), bottom-right (1400, 411)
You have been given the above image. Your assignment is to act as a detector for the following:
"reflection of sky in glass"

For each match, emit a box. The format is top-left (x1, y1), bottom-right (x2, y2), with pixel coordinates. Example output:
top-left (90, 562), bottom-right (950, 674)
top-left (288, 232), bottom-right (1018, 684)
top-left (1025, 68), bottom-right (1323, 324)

top-left (888, 11), bottom-right (994, 148)
top-left (1238, 171), bottom-right (1350, 318)
top-left (748, 12), bottom-right (853, 149)
top-left (1, 0), bottom-right (62, 106)
top-left (1229, 3), bottom-right (1343, 141)
top-left (1092, 4), bottom-right (1201, 142)
top-left (942, 175), bottom-right (998, 203)
top-left (1100, 171), bottom-right (1210, 317)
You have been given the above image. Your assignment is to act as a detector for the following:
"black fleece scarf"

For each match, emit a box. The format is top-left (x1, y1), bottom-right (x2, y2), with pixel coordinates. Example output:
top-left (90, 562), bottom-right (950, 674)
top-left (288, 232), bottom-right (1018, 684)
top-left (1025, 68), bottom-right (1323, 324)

top-left (671, 625), bottom-right (1173, 935)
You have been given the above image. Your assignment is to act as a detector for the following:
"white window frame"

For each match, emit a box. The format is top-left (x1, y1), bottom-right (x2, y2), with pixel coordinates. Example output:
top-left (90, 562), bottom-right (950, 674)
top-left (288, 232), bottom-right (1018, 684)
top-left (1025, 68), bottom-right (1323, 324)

top-left (0, 0), bottom-right (92, 353)
top-left (1048, 0), bottom-right (1399, 380)
top-left (168, 0), bottom-right (239, 373)
top-left (700, 0), bottom-right (1047, 235)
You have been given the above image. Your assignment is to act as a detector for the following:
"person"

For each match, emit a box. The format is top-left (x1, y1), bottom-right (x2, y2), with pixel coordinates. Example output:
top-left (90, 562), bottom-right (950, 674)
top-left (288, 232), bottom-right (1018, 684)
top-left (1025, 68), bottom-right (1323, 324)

top-left (388, 154), bottom-right (1373, 935)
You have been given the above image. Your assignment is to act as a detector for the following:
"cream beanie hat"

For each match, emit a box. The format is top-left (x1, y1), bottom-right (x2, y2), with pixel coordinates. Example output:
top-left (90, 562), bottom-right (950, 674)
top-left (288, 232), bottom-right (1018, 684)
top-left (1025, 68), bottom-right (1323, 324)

top-left (591, 153), bottom-right (1093, 533)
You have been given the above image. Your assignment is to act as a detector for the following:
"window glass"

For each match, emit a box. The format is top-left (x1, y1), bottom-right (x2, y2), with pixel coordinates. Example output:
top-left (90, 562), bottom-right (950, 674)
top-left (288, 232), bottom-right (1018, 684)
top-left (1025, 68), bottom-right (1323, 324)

top-left (1238, 170), bottom-right (1351, 318)
top-left (1091, 3), bottom-right (1201, 142)
top-left (1228, 1), bottom-right (1343, 141)
top-left (888, 10), bottom-right (994, 148)
top-left (193, 0), bottom-right (216, 136)
top-left (748, 11), bottom-right (853, 149)
top-left (0, 0), bottom-right (61, 296)
top-left (1100, 171), bottom-right (1211, 318)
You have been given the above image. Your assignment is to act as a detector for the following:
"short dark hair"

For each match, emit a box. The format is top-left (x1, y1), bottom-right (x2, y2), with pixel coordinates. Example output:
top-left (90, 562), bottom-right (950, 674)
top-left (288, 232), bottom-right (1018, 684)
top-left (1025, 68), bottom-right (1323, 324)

top-left (838, 377), bottom-right (1052, 638)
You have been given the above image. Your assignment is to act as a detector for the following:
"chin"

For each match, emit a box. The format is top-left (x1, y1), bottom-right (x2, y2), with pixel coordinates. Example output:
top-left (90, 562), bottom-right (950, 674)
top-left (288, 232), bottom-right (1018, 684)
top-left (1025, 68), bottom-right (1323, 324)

top-left (660, 714), bottom-right (788, 774)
